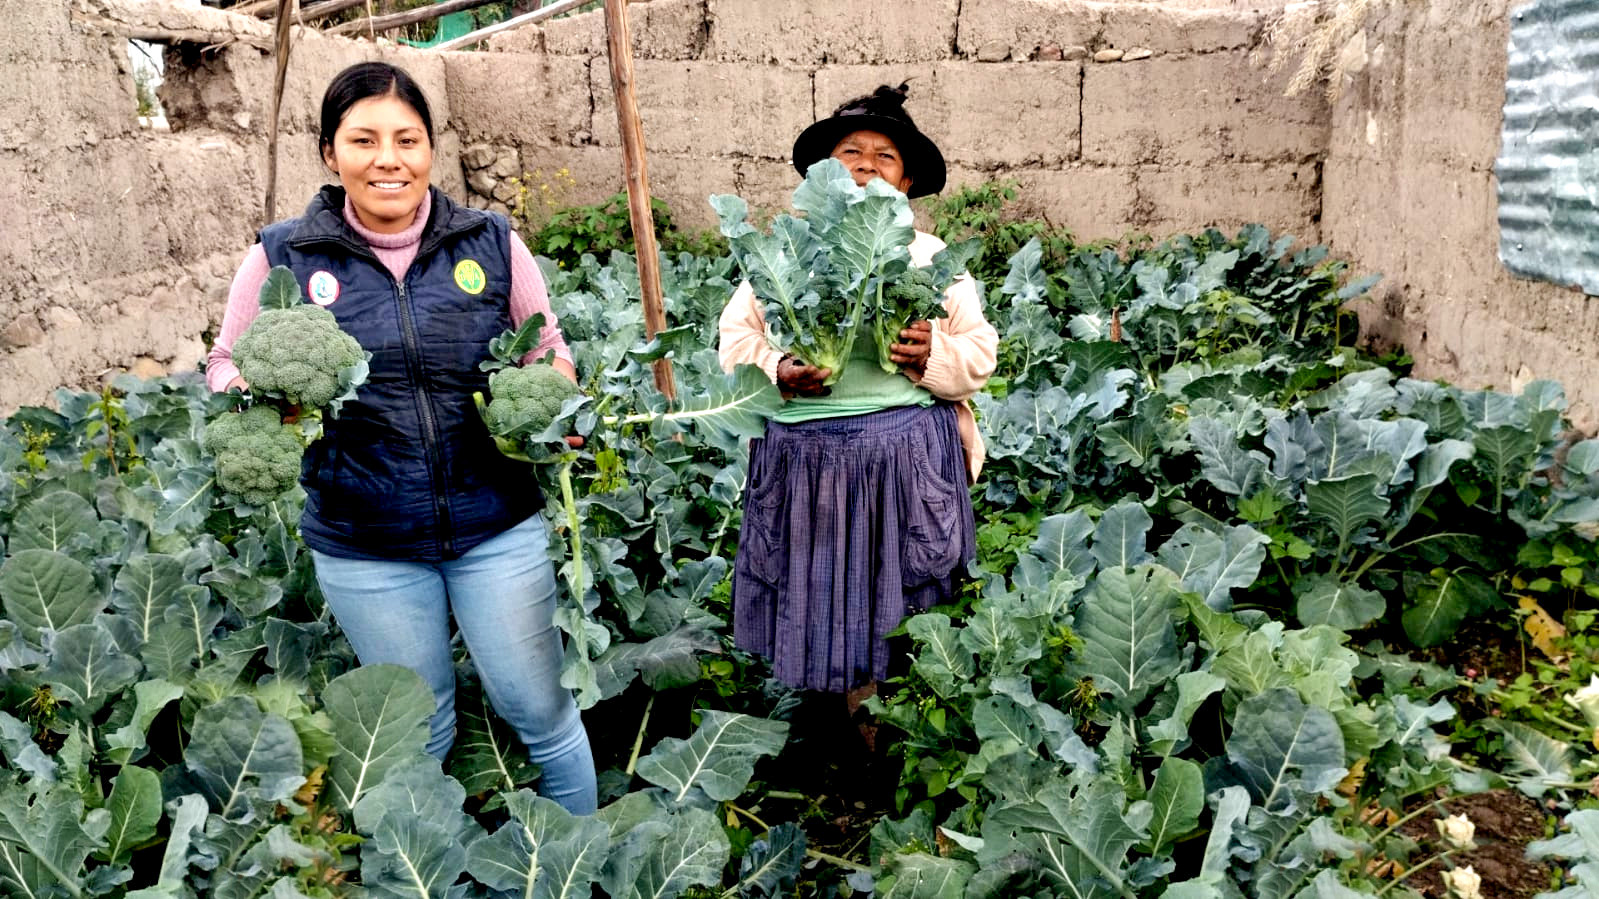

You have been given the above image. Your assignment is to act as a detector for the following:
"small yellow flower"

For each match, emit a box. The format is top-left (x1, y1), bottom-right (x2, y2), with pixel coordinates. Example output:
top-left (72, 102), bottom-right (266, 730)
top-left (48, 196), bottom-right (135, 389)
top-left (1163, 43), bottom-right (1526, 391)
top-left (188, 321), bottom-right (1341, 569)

top-left (1441, 866), bottom-right (1483, 899)
top-left (1435, 813), bottom-right (1475, 851)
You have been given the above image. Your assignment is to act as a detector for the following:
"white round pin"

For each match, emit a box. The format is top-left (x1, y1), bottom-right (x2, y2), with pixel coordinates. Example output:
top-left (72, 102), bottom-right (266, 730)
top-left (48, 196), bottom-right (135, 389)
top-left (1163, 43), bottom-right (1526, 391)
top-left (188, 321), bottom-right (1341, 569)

top-left (309, 270), bottom-right (340, 307)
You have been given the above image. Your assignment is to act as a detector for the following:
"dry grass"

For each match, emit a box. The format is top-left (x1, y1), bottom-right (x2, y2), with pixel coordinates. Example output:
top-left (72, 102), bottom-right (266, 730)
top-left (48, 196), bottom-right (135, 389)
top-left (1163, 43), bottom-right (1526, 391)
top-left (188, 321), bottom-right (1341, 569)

top-left (1255, 0), bottom-right (1386, 100)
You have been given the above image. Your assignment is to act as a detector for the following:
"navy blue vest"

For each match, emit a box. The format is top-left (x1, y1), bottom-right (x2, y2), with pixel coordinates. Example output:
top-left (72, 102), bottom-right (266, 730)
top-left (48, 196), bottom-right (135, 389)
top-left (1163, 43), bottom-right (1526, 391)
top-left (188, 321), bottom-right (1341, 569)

top-left (259, 186), bottom-right (540, 562)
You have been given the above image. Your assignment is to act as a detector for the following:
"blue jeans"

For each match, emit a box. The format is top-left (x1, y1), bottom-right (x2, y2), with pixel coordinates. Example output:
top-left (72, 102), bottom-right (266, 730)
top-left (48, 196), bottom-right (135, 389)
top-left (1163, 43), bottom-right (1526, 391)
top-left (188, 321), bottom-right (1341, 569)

top-left (311, 515), bottom-right (597, 815)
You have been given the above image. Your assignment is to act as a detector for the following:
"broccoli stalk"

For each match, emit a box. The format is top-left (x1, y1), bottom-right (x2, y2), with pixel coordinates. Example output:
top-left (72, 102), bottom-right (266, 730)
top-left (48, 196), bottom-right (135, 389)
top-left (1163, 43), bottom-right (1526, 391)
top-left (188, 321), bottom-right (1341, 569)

top-left (556, 453), bottom-right (583, 609)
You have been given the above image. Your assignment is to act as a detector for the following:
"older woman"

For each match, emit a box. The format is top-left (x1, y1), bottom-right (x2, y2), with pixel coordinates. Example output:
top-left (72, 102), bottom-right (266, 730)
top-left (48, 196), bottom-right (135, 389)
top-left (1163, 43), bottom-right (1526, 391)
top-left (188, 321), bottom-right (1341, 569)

top-left (719, 84), bottom-right (998, 698)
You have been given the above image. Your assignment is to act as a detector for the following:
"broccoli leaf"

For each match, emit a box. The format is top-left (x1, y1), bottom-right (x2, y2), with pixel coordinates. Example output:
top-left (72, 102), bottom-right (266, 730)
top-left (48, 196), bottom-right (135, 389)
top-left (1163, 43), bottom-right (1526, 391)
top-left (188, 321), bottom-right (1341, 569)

top-left (258, 266), bottom-right (302, 311)
top-left (485, 312), bottom-right (550, 372)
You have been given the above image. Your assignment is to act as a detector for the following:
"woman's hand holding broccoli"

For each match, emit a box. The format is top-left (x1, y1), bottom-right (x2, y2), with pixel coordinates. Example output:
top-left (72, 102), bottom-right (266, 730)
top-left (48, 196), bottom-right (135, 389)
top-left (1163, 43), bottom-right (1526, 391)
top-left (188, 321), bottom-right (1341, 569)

top-left (888, 320), bottom-right (932, 380)
top-left (777, 355), bottom-right (832, 398)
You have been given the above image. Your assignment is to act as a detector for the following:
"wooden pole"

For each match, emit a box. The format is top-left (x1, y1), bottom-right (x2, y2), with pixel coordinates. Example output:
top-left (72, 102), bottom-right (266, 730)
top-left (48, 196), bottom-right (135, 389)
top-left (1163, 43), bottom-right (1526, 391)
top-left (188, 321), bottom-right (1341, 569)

top-left (229, 0), bottom-right (282, 16)
top-left (430, 0), bottom-right (589, 52)
top-left (326, 0), bottom-right (503, 36)
top-left (67, 12), bottom-right (275, 51)
top-left (271, 0), bottom-right (370, 21)
top-left (604, 0), bottom-right (676, 402)
top-left (263, 0), bottom-right (296, 226)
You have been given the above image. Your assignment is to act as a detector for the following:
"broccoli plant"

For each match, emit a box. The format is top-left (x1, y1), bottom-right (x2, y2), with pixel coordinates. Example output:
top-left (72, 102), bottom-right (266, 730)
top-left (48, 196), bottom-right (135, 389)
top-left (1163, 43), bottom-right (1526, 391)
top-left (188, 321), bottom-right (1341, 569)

top-left (233, 267), bottom-right (369, 414)
top-left (476, 311), bottom-right (782, 705)
top-left (203, 266), bottom-right (369, 508)
top-left (711, 158), bottom-right (915, 384)
top-left (482, 365), bottom-right (582, 442)
top-left (872, 239), bottom-right (982, 374)
top-left (201, 404), bottom-right (304, 506)
top-left (473, 312), bottom-right (586, 465)
top-left (712, 160), bottom-right (983, 383)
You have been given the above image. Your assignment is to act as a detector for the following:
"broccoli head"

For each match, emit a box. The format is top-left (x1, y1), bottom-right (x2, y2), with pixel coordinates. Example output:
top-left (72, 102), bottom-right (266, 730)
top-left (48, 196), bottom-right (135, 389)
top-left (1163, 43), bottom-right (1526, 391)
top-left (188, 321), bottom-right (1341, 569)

top-left (483, 364), bottom-right (581, 439)
top-left (202, 405), bottom-right (304, 506)
top-left (234, 306), bottom-right (366, 409)
top-left (875, 266), bottom-right (950, 373)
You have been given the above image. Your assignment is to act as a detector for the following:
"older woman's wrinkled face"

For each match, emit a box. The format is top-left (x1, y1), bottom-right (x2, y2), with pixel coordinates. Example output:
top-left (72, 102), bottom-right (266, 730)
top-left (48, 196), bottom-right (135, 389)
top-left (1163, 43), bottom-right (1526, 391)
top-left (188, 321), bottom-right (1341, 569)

top-left (831, 129), bottom-right (913, 194)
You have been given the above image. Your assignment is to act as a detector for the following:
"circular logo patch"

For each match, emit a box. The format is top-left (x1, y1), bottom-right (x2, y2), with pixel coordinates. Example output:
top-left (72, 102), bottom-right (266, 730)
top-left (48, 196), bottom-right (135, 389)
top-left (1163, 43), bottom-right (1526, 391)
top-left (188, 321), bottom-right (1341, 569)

top-left (308, 270), bottom-right (340, 306)
top-left (454, 259), bottom-right (487, 295)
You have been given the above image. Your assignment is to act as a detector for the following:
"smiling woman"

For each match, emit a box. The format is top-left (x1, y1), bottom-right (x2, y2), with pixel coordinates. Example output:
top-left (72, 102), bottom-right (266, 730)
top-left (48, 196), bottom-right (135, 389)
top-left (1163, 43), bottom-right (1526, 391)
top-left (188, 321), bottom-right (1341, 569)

top-left (204, 61), bottom-right (597, 815)
top-left (321, 93), bottom-right (433, 233)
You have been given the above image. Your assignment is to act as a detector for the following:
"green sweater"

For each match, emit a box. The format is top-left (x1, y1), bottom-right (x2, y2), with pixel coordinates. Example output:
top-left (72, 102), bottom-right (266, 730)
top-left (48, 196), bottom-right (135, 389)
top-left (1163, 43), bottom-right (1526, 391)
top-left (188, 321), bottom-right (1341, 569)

top-left (771, 338), bottom-right (933, 424)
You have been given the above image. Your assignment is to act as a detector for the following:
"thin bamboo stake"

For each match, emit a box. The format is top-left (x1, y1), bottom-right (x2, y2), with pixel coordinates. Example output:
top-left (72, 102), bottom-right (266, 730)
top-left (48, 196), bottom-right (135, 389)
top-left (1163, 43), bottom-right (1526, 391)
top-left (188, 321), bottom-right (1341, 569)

top-left (326, 0), bottom-right (503, 36)
top-left (430, 0), bottom-right (590, 51)
top-left (299, 0), bottom-right (372, 21)
top-left (604, 0), bottom-right (675, 402)
top-left (262, 0), bottom-right (296, 226)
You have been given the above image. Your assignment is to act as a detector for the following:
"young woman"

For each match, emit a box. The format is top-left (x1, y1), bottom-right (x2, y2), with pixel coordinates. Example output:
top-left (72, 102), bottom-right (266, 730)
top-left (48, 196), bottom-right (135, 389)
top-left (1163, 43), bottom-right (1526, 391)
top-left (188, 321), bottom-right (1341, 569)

top-left (207, 61), bottom-right (596, 815)
top-left (719, 84), bottom-right (999, 698)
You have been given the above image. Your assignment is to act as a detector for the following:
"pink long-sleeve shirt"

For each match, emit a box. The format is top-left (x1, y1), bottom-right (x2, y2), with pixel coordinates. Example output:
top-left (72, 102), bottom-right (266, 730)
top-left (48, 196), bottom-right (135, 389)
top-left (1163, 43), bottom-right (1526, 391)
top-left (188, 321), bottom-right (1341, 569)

top-left (206, 191), bottom-right (572, 392)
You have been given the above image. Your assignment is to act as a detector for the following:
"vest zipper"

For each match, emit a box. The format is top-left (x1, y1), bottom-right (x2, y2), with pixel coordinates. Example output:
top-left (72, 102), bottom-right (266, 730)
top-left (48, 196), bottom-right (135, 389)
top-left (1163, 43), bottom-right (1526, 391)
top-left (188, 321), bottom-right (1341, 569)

top-left (393, 278), bottom-right (456, 558)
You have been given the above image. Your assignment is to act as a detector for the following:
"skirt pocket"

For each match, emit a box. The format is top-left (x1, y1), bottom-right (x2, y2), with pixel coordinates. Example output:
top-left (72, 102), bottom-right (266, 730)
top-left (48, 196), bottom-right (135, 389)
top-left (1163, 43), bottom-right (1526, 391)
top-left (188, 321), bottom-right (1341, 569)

top-left (900, 441), bottom-right (965, 584)
top-left (736, 443), bottom-right (789, 587)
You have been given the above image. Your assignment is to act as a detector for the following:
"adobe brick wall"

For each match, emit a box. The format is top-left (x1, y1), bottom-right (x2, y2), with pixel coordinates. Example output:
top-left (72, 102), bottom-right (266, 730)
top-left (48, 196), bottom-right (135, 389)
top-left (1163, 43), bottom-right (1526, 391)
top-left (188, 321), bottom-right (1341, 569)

top-left (463, 0), bottom-right (1322, 243)
top-left (1, 0), bottom-right (461, 410)
top-left (1321, 0), bottom-right (1599, 429)
top-left (4, 0), bottom-right (1330, 413)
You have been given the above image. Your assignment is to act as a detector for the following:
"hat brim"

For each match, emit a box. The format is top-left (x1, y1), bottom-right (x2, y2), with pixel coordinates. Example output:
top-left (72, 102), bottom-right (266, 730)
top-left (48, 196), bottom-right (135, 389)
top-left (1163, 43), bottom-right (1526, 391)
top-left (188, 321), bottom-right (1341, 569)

top-left (791, 112), bottom-right (946, 199)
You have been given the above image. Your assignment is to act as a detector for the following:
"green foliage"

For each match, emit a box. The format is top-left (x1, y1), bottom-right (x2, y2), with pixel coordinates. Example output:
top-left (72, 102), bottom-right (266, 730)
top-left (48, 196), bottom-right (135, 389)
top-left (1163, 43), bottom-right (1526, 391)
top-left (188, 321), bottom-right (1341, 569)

top-left (81, 383), bottom-right (141, 475)
top-left (1528, 808), bottom-right (1599, 898)
top-left (868, 501), bottom-right (1458, 896)
top-left (521, 191), bottom-right (725, 271)
top-left (920, 178), bottom-right (1075, 293)
top-left (4, 187), bottom-right (1599, 898)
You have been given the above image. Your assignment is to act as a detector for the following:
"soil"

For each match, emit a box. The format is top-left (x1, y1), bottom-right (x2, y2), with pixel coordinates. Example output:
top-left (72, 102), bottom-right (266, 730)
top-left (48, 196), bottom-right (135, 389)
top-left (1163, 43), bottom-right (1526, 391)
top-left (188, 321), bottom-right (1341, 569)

top-left (1407, 616), bottom-right (1566, 897)
top-left (1396, 790), bottom-right (1557, 898)
top-left (758, 690), bottom-right (900, 861)
top-left (1423, 617), bottom-right (1527, 685)
top-left (589, 680), bottom-right (895, 882)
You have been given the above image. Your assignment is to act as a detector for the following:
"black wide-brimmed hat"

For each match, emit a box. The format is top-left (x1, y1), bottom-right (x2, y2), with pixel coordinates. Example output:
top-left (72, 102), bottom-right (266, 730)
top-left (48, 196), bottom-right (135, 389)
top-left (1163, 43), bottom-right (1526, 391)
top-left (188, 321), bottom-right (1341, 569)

top-left (791, 83), bottom-right (946, 199)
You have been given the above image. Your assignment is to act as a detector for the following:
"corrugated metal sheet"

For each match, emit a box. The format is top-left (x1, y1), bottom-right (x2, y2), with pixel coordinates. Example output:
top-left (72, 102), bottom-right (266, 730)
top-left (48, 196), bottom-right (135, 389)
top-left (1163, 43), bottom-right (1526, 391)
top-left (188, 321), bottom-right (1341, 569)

top-left (1498, 0), bottom-right (1599, 295)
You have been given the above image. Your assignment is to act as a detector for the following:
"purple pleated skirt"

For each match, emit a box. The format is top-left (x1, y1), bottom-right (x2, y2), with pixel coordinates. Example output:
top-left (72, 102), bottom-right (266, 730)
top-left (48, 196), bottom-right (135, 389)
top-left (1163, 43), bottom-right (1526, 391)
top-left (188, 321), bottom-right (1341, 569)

top-left (732, 402), bottom-right (976, 692)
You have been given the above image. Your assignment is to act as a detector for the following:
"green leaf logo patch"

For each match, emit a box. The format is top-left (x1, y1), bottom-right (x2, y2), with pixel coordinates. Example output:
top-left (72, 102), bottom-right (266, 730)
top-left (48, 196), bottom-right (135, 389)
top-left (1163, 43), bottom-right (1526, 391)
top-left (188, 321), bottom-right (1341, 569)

top-left (454, 259), bottom-right (486, 295)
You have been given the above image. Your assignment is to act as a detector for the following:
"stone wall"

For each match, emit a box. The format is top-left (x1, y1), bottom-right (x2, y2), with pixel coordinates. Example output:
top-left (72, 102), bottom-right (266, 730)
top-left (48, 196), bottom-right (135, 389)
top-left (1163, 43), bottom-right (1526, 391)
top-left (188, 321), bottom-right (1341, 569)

top-left (1322, 0), bottom-right (1599, 428)
top-left (458, 0), bottom-right (1324, 242)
